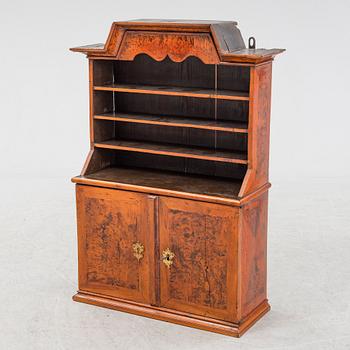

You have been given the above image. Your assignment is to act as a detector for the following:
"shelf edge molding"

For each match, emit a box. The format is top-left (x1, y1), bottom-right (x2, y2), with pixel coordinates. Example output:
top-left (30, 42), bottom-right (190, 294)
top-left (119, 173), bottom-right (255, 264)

top-left (94, 140), bottom-right (248, 165)
top-left (94, 84), bottom-right (250, 101)
top-left (94, 113), bottom-right (248, 133)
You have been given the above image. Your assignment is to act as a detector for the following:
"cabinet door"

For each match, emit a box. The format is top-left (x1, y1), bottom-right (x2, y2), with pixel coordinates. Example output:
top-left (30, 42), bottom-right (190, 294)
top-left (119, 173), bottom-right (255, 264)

top-left (76, 185), bottom-right (155, 304)
top-left (159, 197), bottom-right (239, 321)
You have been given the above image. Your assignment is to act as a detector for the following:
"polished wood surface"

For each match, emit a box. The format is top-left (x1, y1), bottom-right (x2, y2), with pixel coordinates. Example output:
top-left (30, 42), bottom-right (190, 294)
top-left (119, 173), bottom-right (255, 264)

top-left (71, 19), bottom-right (284, 337)
top-left (72, 172), bottom-right (270, 207)
top-left (82, 166), bottom-right (242, 199)
top-left (76, 185), bottom-right (155, 304)
top-left (117, 31), bottom-right (220, 64)
top-left (239, 62), bottom-right (272, 196)
top-left (239, 193), bottom-right (268, 318)
top-left (70, 19), bottom-right (284, 63)
top-left (159, 197), bottom-right (239, 321)
top-left (73, 291), bottom-right (270, 337)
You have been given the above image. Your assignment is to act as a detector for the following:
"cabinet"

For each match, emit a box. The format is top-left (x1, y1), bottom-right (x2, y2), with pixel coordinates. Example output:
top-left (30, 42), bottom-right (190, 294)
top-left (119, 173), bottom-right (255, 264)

top-left (71, 19), bottom-right (284, 337)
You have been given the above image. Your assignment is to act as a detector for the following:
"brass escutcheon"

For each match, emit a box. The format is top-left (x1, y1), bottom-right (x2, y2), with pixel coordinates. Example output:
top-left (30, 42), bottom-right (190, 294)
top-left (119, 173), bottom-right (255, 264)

top-left (162, 248), bottom-right (175, 269)
top-left (132, 242), bottom-right (144, 261)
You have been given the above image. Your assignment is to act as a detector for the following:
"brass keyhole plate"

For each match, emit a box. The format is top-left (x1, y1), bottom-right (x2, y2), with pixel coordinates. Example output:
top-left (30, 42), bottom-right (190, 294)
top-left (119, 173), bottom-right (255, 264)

top-left (162, 248), bottom-right (175, 269)
top-left (132, 242), bottom-right (144, 261)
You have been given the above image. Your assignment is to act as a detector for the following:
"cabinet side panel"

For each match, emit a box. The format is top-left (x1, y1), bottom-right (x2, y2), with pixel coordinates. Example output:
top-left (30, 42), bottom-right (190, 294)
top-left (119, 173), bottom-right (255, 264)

top-left (239, 192), bottom-right (268, 318)
top-left (240, 63), bottom-right (272, 196)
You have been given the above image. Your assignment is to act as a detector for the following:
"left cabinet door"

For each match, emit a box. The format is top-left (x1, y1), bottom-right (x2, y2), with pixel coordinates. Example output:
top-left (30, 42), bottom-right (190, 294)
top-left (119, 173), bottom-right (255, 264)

top-left (76, 185), bottom-right (155, 304)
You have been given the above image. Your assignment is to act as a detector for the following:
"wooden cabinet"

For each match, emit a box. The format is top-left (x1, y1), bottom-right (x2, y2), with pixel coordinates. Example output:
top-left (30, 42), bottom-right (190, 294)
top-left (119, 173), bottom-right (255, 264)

top-left (71, 19), bottom-right (284, 337)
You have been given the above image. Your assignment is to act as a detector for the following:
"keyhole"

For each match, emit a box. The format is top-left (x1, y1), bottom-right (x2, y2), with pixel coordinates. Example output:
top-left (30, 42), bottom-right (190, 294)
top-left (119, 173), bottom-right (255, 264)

top-left (166, 255), bottom-right (170, 261)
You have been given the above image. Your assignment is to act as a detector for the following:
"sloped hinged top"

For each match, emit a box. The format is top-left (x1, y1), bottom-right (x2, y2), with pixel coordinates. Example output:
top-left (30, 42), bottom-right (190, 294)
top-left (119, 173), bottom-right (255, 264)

top-left (70, 19), bottom-right (285, 64)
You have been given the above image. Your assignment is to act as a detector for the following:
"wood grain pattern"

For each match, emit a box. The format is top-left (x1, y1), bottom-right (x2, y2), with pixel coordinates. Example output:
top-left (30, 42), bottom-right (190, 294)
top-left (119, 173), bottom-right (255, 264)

top-left (239, 62), bottom-right (272, 197)
top-left (117, 31), bottom-right (220, 64)
top-left (83, 166), bottom-right (242, 200)
top-left (159, 197), bottom-right (239, 321)
top-left (73, 291), bottom-right (270, 337)
top-left (222, 48), bottom-right (285, 63)
top-left (71, 19), bottom-right (284, 63)
top-left (239, 192), bottom-right (268, 318)
top-left (76, 185), bottom-right (155, 304)
top-left (73, 173), bottom-right (270, 207)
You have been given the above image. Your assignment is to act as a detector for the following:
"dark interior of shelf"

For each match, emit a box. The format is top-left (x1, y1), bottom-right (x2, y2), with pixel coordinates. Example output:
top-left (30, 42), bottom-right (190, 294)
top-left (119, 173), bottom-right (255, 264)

top-left (87, 56), bottom-right (251, 197)
top-left (94, 112), bottom-right (248, 132)
top-left (83, 149), bottom-right (246, 199)
top-left (114, 151), bottom-right (247, 179)
top-left (94, 92), bottom-right (249, 123)
top-left (94, 139), bottom-right (247, 164)
top-left (94, 120), bottom-right (247, 152)
top-left (84, 166), bottom-right (242, 199)
top-left (93, 54), bottom-right (250, 92)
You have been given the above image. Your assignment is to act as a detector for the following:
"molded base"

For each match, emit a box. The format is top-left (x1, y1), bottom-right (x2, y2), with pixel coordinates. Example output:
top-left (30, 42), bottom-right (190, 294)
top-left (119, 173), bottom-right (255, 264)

top-left (73, 291), bottom-right (270, 337)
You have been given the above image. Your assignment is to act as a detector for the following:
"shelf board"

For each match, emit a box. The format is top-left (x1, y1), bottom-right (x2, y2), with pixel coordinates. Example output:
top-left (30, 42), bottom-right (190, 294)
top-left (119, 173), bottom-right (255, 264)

top-left (93, 84), bottom-right (249, 101)
top-left (94, 112), bottom-right (248, 133)
top-left (83, 166), bottom-right (242, 200)
top-left (94, 139), bottom-right (248, 164)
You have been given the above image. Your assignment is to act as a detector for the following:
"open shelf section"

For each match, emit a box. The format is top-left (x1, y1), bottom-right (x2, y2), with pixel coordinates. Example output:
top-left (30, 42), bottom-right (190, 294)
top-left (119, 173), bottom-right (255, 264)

top-left (94, 140), bottom-right (248, 164)
top-left (94, 112), bottom-right (248, 133)
top-left (83, 166), bottom-right (242, 200)
top-left (94, 84), bottom-right (250, 101)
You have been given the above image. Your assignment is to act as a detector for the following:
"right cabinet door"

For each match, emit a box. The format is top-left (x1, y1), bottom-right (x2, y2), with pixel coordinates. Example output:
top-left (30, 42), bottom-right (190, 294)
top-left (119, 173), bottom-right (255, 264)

top-left (159, 197), bottom-right (239, 321)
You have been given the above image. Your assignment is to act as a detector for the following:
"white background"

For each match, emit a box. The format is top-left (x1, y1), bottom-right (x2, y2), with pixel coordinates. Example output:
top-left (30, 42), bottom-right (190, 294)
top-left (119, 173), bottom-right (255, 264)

top-left (1, 0), bottom-right (349, 180)
top-left (1, 1), bottom-right (349, 349)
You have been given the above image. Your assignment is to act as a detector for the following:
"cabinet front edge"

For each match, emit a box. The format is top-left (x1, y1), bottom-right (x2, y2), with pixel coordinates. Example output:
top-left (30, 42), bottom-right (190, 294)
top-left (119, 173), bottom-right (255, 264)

top-left (71, 176), bottom-right (270, 207)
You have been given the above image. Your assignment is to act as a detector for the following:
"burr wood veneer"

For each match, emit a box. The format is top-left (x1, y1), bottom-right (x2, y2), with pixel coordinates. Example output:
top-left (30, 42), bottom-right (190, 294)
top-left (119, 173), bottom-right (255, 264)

top-left (71, 19), bottom-right (284, 337)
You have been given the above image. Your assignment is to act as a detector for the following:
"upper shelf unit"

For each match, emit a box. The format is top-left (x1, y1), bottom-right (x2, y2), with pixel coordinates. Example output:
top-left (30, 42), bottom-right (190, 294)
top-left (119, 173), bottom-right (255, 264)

top-left (91, 54), bottom-right (250, 173)
top-left (71, 19), bottom-right (284, 200)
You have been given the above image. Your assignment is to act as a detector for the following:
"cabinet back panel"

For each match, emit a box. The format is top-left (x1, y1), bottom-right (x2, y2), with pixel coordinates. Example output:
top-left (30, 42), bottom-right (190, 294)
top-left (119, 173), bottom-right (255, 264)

top-left (115, 55), bottom-right (215, 89)
top-left (94, 120), bottom-right (116, 142)
top-left (115, 93), bottom-right (248, 122)
top-left (116, 93), bottom-right (213, 119)
top-left (85, 148), bottom-right (246, 180)
top-left (93, 60), bottom-right (114, 86)
top-left (94, 91), bottom-right (114, 114)
top-left (93, 57), bottom-right (250, 93)
top-left (217, 65), bottom-right (250, 92)
top-left (217, 100), bottom-right (249, 123)
top-left (114, 122), bottom-right (247, 152)
top-left (114, 151), bottom-right (247, 180)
